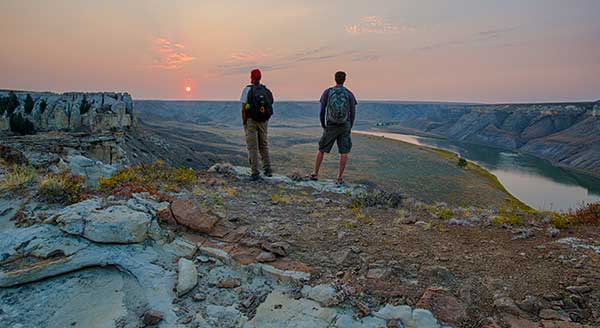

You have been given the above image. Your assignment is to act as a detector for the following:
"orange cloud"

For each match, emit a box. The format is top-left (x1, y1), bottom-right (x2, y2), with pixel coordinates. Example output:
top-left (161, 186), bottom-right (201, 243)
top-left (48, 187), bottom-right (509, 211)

top-left (346, 16), bottom-right (415, 34)
top-left (153, 37), bottom-right (196, 70)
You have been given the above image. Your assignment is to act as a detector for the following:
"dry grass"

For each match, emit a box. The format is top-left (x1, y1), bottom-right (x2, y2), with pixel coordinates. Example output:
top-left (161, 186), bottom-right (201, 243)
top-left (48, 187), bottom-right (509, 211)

top-left (98, 160), bottom-right (198, 197)
top-left (37, 172), bottom-right (87, 204)
top-left (0, 164), bottom-right (38, 194)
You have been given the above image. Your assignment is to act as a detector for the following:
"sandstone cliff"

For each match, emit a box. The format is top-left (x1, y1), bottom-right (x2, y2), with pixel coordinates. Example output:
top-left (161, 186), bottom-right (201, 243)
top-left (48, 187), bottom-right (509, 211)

top-left (0, 90), bottom-right (135, 133)
top-left (376, 102), bottom-right (600, 177)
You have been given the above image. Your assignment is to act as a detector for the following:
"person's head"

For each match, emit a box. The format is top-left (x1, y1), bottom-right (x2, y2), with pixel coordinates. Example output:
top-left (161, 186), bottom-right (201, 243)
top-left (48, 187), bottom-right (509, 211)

top-left (251, 69), bottom-right (262, 85)
top-left (334, 71), bottom-right (346, 85)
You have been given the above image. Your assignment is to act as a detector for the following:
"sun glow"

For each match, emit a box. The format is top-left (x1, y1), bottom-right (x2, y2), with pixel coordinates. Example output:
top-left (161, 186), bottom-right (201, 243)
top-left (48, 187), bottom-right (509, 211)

top-left (185, 86), bottom-right (191, 93)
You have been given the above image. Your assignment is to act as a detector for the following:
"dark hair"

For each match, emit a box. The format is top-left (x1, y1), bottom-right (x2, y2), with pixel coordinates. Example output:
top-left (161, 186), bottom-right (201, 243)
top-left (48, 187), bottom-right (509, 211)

top-left (335, 71), bottom-right (346, 85)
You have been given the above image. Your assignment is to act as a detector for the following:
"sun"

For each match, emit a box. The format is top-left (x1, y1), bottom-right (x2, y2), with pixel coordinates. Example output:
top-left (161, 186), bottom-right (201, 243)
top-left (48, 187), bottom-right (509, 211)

top-left (185, 86), bottom-right (191, 93)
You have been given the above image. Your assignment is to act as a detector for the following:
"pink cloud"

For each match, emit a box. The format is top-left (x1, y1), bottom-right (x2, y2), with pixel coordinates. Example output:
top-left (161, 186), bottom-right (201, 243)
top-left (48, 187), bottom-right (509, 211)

top-left (153, 37), bottom-right (196, 70)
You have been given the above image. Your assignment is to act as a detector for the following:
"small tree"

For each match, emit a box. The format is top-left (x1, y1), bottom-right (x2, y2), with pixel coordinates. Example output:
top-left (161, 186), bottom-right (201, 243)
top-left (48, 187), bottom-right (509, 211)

top-left (24, 94), bottom-right (34, 114)
top-left (9, 113), bottom-right (35, 135)
top-left (457, 157), bottom-right (468, 168)
top-left (39, 100), bottom-right (48, 114)
top-left (79, 96), bottom-right (92, 115)
top-left (1, 91), bottom-right (21, 116)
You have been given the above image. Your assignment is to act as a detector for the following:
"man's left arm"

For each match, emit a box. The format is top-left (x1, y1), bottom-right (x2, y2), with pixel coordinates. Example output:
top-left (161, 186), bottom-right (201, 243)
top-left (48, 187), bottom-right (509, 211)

top-left (349, 92), bottom-right (357, 128)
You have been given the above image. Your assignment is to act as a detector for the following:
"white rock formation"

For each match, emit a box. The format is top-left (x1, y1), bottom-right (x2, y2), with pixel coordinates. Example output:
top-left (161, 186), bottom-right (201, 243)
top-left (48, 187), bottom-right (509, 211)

top-left (0, 90), bottom-right (135, 133)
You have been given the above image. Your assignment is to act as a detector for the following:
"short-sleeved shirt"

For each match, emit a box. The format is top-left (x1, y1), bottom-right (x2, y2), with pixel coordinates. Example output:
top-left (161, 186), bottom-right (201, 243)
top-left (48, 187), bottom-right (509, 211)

top-left (240, 86), bottom-right (251, 103)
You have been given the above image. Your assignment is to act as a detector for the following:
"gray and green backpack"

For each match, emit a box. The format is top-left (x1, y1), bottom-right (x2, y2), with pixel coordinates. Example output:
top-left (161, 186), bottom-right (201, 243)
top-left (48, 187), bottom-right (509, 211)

top-left (326, 86), bottom-right (350, 125)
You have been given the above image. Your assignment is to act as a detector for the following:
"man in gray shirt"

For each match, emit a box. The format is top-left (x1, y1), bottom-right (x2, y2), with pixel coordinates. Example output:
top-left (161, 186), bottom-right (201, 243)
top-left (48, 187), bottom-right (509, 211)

top-left (309, 71), bottom-right (357, 185)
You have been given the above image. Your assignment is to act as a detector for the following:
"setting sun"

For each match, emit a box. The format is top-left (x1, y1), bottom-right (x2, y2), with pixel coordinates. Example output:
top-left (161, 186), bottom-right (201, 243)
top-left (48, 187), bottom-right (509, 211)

top-left (185, 86), bottom-right (191, 93)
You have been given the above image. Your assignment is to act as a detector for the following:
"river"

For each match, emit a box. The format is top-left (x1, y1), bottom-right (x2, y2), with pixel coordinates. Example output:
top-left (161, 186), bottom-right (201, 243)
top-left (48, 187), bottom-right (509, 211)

top-left (355, 130), bottom-right (600, 211)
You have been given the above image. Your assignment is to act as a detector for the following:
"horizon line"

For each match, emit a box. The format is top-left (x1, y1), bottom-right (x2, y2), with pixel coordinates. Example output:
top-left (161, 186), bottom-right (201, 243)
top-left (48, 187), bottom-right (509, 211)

top-left (2, 88), bottom-right (598, 105)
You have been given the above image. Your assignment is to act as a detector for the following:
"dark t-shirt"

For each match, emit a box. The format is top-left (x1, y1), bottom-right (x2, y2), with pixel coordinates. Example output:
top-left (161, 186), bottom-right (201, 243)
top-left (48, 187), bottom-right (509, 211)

top-left (319, 86), bottom-right (357, 128)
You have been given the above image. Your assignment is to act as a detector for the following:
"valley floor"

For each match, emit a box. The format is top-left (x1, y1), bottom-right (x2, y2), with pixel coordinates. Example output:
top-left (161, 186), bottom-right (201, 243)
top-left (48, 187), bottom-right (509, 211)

top-left (131, 117), bottom-right (520, 209)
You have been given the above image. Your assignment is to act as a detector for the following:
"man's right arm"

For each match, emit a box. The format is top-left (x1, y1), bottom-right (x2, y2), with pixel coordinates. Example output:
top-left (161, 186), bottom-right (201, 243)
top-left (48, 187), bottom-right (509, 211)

top-left (240, 86), bottom-right (249, 125)
top-left (319, 89), bottom-right (328, 129)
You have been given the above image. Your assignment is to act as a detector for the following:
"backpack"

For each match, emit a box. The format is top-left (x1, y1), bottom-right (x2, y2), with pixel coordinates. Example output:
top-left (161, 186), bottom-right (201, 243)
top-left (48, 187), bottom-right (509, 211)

top-left (247, 84), bottom-right (274, 122)
top-left (326, 86), bottom-right (350, 125)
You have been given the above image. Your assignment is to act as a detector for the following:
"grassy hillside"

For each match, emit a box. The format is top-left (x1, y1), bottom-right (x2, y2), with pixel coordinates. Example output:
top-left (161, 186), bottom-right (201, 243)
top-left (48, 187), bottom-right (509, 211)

top-left (133, 113), bottom-right (522, 208)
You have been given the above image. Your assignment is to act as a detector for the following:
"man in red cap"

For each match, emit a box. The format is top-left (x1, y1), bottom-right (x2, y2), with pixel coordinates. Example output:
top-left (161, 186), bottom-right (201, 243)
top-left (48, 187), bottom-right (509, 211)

top-left (240, 69), bottom-right (274, 180)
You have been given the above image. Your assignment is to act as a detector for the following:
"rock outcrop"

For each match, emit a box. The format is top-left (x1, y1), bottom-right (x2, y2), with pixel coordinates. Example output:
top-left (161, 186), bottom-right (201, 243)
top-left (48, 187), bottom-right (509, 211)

top-left (373, 101), bottom-right (600, 177)
top-left (0, 90), bottom-right (135, 133)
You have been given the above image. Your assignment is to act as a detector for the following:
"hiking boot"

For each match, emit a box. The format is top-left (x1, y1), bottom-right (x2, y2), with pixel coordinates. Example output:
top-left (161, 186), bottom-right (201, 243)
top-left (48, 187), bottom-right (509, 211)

top-left (264, 169), bottom-right (273, 177)
top-left (249, 174), bottom-right (261, 182)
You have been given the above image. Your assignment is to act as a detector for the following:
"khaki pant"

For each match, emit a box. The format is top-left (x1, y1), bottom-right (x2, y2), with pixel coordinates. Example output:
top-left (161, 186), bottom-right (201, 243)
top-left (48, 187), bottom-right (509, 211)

top-left (244, 118), bottom-right (271, 175)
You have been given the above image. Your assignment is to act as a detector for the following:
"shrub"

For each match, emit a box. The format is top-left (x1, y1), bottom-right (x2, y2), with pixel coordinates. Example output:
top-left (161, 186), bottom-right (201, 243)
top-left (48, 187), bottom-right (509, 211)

top-left (570, 202), bottom-right (600, 225)
top-left (37, 172), bottom-right (87, 204)
top-left (549, 212), bottom-right (571, 229)
top-left (271, 193), bottom-right (292, 204)
top-left (435, 207), bottom-right (454, 220)
top-left (0, 165), bottom-right (37, 193)
top-left (98, 161), bottom-right (197, 196)
top-left (24, 94), bottom-right (34, 114)
top-left (9, 113), bottom-right (35, 135)
top-left (79, 96), bottom-right (92, 115)
top-left (492, 212), bottom-right (524, 225)
top-left (0, 91), bottom-right (20, 116)
top-left (39, 100), bottom-right (48, 114)
top-left (457, 157), bottom-right (468, 168)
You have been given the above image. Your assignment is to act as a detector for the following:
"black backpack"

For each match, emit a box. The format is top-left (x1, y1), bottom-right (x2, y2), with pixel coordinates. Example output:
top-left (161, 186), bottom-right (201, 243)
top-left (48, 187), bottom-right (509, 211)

top-left (247, 84), bottom-right (274, 122)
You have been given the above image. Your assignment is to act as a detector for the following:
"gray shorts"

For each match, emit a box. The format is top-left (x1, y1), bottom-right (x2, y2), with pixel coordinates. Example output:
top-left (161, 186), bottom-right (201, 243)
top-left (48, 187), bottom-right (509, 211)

top-left (318, 124), bottom-right (352, 154)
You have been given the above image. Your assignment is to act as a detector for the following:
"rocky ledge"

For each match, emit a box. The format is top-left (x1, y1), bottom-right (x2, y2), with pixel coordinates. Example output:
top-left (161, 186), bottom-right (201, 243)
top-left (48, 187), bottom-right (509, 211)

top-left (0, 190), bottom-right (452, 328)
top-left (0, 90), bottom-right (135, 134)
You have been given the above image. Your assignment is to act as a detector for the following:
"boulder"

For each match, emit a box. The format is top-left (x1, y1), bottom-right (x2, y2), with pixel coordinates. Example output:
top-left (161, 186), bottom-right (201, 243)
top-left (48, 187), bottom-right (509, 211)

top-left (373, 304), bottom-right (413, 322)
top-left (256, 251), bottom-right (277, 263)
top-left (416, 287), bottom-right (467, 325)
top-left (56, 201), bottom-right (152, 244)
top-left (65, 154), bottom-right (118, 186)
top-left (84, 206), bottom-right (152, 243)
top-left (301, 284), bottom-right (338, 307)
top-left (142, 310), bottom-right (164, 326)
top-left (164, 237), bottom-right (197, 258)
top-left (176, 258), bottom-right (198, 297)
top-left (170, 199), bottom-right (219, 233)
top-left (244, 291), bottom-right (338, 328)
top-left (335, 314), bottom-right (388, 328)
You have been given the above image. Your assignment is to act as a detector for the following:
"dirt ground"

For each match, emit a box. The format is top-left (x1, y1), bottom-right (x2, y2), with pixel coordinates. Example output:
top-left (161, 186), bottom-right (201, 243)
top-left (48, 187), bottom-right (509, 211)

top-left (184, 173), bottom-right (600, 326)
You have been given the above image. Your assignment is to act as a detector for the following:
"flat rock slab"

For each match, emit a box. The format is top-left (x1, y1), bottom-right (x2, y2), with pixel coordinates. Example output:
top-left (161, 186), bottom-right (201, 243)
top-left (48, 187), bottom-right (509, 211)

top-left (335, 314), bottom-right (388, 328)
top-left (56, 198), bottom-right (152, 244)
top-left (301, 284), bottom-right (338, 306)
top-left (0, 267), bottom-right (143, 328)
top-left (243, 291), bottom-right (338, 328)
top-left (0, 224), bottom-right (177, 324)
top-left (171, 199), bottom-right (219, 233)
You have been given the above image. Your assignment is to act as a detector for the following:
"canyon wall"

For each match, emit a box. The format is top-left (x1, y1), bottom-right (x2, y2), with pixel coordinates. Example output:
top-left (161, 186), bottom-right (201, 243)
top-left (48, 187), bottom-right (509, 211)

top-left (0, 90), bottom-right (135, 134)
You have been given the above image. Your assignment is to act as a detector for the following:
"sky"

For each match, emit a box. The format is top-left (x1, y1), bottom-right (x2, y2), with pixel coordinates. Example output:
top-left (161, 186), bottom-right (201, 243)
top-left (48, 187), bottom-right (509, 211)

top-left (1, 0), bottom-right (599, 103)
